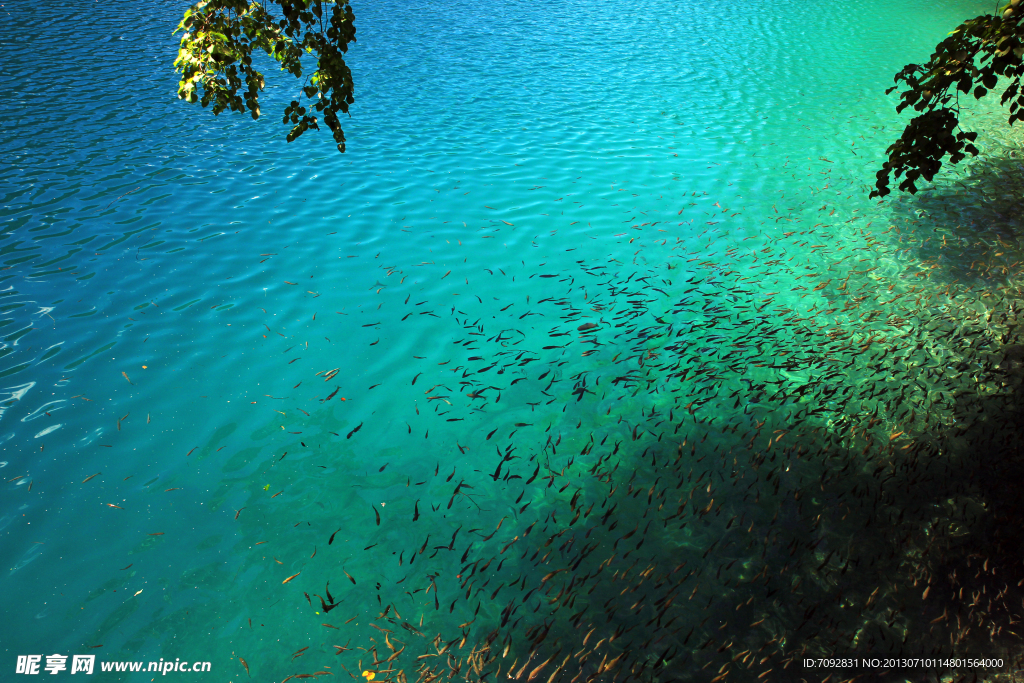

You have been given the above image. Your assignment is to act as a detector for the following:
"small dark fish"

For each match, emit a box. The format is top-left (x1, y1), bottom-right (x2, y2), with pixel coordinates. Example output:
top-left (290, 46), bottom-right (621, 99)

top-left (379, 462), bottom-right (389, 472)
top-left (318, 594), bottom-right (339, 613)
top-left (541, 568), bottom-right (567, 583)
top-left (346, 423), bottom-right (363, 439)
top-left (324, 387), bottom-right (340, 402)
top-left (577, 323), bottom-right (598, 331)
top-left (373, 505), bottom-right (381, 526)
top-left (82, 473), bottom-right (101, 483)
top-left (413, 500), bottom-right (420, 521)
top-left (239, 657), bottom-right (250, 677)
top-left (329, 528), bottom-right (340, 545)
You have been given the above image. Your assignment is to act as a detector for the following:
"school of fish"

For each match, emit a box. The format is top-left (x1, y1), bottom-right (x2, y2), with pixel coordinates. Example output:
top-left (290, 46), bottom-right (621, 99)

top-left (219, 180), bottom-right (1024, 683)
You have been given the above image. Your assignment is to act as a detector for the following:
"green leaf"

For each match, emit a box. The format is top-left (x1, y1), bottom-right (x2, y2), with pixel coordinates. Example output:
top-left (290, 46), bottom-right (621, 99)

top-left (174, 0), bottom-right (356, 153)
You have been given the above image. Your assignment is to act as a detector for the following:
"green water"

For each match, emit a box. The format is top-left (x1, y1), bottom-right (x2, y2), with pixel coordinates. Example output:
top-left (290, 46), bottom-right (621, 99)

top-left (3, 0), bottom-right (1024, 681)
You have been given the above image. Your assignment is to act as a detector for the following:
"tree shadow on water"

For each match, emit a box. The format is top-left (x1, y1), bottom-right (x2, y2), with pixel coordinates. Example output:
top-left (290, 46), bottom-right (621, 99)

top-left (882, 141), bottom-right (1024, 296)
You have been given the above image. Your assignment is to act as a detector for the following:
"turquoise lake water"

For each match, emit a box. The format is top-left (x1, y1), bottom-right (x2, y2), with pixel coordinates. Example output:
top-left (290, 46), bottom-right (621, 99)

top-left (4, 0), bottom-right (1024, 681)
